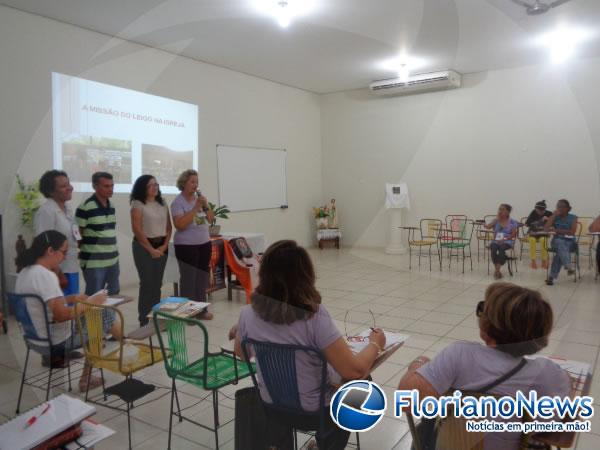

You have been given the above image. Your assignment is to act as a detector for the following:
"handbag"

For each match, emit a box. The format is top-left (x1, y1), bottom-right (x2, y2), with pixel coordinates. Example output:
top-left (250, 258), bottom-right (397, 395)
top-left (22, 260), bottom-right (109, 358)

top-left (412, 358), bottom-right (527, 450)
top-left (235, 387), bottom-right (268, 450)
top-left (235, 387), bottom-right (294, 450)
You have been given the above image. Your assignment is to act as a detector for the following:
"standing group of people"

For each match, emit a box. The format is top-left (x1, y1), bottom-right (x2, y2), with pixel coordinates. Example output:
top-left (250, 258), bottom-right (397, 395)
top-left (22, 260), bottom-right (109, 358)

top-left (486, 199), bottom-right (600, 283)
top-left (15, 168), bottom-right (217, 388)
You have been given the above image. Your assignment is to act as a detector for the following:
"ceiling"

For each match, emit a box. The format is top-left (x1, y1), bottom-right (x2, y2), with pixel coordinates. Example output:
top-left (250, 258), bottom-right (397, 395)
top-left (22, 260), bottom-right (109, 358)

top-left (3, 0), bottom-right (600, 93)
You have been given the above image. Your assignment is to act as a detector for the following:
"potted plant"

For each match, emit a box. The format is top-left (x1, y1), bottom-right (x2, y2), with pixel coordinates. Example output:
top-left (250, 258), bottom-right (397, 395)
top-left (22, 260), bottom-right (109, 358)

top-left (14, 175), bottom-right (42, 228)
top-left (313, 205), bottom-right (330, 229)
top-left (13, 175), bottom-right (42, 270)
top-left (208, 202), bottom-right (230, 236)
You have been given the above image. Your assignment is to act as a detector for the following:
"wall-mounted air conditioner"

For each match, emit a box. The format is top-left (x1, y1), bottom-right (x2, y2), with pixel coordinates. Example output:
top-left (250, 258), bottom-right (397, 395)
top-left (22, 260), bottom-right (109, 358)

top-left (369, 70), bottom-right (461, 96)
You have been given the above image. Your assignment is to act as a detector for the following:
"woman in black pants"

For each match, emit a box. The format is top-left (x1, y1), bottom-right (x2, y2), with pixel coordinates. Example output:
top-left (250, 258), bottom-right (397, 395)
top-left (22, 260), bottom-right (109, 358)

top-left (130, 175), bottom-right (172, 326)
top-left (170, 169), bottom-right (214, 319)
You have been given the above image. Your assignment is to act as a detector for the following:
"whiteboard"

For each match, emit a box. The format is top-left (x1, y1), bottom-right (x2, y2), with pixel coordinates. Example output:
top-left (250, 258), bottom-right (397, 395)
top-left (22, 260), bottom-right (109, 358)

top-left (217, 145), bottom-right (287, 212)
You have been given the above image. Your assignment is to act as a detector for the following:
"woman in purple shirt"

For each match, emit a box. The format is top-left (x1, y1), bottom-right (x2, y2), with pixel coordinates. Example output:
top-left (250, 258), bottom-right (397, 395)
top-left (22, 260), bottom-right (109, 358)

top-left (398, 282), bottom-right (570, 450)
top-left (485, 204), bottom-right (519, 280)
top-left (232, 240), bottom-right (386, 450)
top-left (170, 169), bottom-right (214, 318)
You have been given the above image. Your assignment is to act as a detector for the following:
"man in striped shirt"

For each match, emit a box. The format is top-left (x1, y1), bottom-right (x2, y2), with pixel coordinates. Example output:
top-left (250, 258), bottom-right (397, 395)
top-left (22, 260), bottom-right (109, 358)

top-left (76, 172), bottom-right (120, 296)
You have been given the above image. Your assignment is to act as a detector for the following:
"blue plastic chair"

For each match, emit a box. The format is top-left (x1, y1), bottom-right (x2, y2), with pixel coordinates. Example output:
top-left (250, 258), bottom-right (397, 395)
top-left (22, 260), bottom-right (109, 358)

top-left (241, 338), bottom-right (360, 450)
top-left (8, 293), bottom-right (75, 413)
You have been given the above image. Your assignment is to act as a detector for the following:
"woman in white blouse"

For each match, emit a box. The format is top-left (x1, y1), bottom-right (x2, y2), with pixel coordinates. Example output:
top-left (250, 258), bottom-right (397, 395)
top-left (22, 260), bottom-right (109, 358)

top-left (34, 170), bottom-right (79, 295)
top-left (130, 175), bottom-right (172, 326)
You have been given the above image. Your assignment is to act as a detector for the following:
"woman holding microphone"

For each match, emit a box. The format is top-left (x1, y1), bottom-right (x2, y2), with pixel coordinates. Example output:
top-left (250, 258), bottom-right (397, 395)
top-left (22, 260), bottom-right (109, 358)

top-left (170, 170), bottom-right (214, 318)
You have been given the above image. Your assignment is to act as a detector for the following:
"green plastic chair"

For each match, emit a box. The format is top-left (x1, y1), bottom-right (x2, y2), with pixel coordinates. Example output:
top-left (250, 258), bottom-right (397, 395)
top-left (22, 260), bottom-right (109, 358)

top-left (440, 219), bottom-right (475, 273)
top-left (153, 310), bottom-right (254, 450)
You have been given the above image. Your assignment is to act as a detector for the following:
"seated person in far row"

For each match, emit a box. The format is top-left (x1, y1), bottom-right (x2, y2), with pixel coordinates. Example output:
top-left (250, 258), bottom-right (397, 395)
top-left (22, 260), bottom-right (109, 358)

top-left (15, 230), bottom-right (122, 391)
top-left (398, 282), bottom-right (570, 450)
top-left (486, 204), bottom-right (519, 280)
top-left (525, 200), bottom-right (552, 270)
top-left (545, 199), bottom-right (578, 286)
top-left (590, 214), bottom-right (600, 272)
top-left (231, 240), bottom-right (386, 450)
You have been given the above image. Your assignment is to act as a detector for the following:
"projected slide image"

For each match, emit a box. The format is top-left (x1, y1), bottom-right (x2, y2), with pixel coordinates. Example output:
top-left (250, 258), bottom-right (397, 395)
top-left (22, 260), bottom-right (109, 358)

top-left (63, 136), bottom-right (132, 184)
top-left (52, 72), bottom-right (198, 193)
top-left (142, 144), bottom-right (193, 187)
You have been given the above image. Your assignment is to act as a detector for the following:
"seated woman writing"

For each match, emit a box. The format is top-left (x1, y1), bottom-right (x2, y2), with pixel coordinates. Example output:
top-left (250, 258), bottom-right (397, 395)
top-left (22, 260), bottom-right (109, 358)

top-left (485, 204), bottom-right (519, 279)
top-left (525, 200), bottom-right (552, 269)
top-left (232, 240), bottom-right (386, 450)
top-left (15, 230), bottom-right (122, 391)
top-left (398, 282), bottom-right (570, 450)
top-left (545, 199), bottom-right (578, 285)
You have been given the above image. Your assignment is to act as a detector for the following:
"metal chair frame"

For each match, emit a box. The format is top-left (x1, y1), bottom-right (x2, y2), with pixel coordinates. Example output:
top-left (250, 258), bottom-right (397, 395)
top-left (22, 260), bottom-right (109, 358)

top-left (241, 338), bottom-right (360, 450)
top-left (8, 292), bottom-right (82, 414)
top-left (153, 310), bottom-right (252, 450)
top-left (576, 216), bottom-right (595, 270)
top-left (406, 218), bottom-right (442, 271)
top-left (76, 300), bottom-right (165, 450)
top-left (545, 222), bottom-right (583, 283)
top-left (486, 220), bottom-right (520, 277)
top-left (475, 215), bottom-right (496, 262)
top-left (440, 218), bottom-right (474, 274)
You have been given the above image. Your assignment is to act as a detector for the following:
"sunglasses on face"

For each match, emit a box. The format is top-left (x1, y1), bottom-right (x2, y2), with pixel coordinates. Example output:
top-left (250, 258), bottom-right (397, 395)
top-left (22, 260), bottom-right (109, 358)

top-left (476, 300), bottom-right (485, 317)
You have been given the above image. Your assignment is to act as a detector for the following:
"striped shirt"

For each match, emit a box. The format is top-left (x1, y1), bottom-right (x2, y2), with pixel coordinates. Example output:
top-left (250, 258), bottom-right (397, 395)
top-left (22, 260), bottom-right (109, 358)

top-left (75, 195), bottom-right (118, 269)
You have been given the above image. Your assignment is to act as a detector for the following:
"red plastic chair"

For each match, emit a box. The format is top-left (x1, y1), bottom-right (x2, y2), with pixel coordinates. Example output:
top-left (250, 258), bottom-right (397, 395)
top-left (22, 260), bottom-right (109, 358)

top-left (223, 240), bottom-right (253, 304)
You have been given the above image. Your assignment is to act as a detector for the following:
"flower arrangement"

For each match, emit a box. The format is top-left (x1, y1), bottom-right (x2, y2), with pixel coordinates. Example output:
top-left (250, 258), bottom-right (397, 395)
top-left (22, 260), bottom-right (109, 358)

top-left (313, 205), bottom-right (330, 219)
top-left (13, 175), bottom-right (42, 228)
top-left (313, 205), bottom-right (331, 229)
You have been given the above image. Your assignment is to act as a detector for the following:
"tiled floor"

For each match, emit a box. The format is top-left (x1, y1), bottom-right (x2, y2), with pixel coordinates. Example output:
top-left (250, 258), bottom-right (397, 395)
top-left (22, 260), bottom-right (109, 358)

top-left (1, 247), bottom-right (599, 449)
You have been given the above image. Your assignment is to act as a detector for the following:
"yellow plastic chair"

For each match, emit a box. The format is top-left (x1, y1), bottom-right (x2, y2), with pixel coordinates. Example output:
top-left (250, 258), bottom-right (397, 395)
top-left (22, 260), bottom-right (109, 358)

top-left (577, 216), bottom-right (595, 269)
top-left (475, 214), bottom-right (496, 262)
top-left (517, 216), bottom-right (530, 261)
top-left (75, 300), bottom-right (164, 449)
top-left (75, 301), bottom-right (163, 380)
top-left (405, 218), bottom-right (442, 271)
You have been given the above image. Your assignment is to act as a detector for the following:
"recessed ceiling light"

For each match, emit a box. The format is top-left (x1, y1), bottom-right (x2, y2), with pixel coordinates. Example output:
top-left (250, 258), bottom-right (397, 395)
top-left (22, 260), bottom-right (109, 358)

top-left (380, 56), bottom-right (427, 80)
top-left (253, 0), bottom-right (316, 28)
top-left (536, 26), bottom-right (592, 64)
top-left (276, 1), bottom-right (291, 28)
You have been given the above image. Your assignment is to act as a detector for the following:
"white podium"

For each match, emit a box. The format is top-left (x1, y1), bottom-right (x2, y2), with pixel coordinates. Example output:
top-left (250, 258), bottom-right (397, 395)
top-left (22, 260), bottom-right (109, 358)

top-left (385, 209), bottom-right (406, 254)
top-left (384, 182), bottom-right (409, 255)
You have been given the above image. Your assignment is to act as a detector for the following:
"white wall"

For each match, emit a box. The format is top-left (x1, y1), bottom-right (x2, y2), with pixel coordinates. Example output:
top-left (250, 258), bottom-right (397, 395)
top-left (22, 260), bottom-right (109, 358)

top-left (321, 63), bottom-right (600, 247)
top-left (0, 6), bottom-right (322, 286)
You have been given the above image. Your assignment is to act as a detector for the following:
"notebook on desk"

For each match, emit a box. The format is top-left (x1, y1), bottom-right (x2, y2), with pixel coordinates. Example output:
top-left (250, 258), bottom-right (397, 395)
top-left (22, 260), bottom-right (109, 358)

top-left (0, 394), bottom-right (95, 450)
top-left (346, 330), bottom-right (409, 354)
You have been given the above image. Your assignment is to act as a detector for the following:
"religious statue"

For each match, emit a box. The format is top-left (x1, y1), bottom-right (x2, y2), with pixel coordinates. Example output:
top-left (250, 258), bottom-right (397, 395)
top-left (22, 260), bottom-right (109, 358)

top-left (328, 198), bottom-right (338, 229)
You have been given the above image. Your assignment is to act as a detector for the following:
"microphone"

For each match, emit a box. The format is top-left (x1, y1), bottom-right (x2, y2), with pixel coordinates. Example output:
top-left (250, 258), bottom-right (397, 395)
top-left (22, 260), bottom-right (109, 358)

top-left (196, 190), bottom-right (209, 213)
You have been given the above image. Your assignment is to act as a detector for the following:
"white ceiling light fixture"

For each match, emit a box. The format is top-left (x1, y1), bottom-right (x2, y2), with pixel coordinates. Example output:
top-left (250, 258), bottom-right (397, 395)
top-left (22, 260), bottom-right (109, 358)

top-left (397, 64), bottom-right (410, 83)
top-left (380, 56), bottom-right (427, 82)
top-left (276, 1), bottom-right (291, 28)
top-left (253, 0), bottom-right (316, 29)
top-left (537, 26), bottom-right (592, 64)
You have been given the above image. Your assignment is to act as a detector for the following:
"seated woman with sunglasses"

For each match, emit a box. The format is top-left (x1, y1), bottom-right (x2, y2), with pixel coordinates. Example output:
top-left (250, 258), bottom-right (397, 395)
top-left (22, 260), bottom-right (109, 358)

top-left (398, 282), bottom-right (570, 450)
top-left (232, 240), bottom-right (386, 450)
top-left (15, 230), bottom-right (122, 391)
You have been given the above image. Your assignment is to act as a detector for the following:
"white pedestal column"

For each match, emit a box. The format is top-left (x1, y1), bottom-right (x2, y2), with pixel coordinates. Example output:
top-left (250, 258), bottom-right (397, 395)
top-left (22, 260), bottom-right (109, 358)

top-left (385, 208), bottom-right (406, 254)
